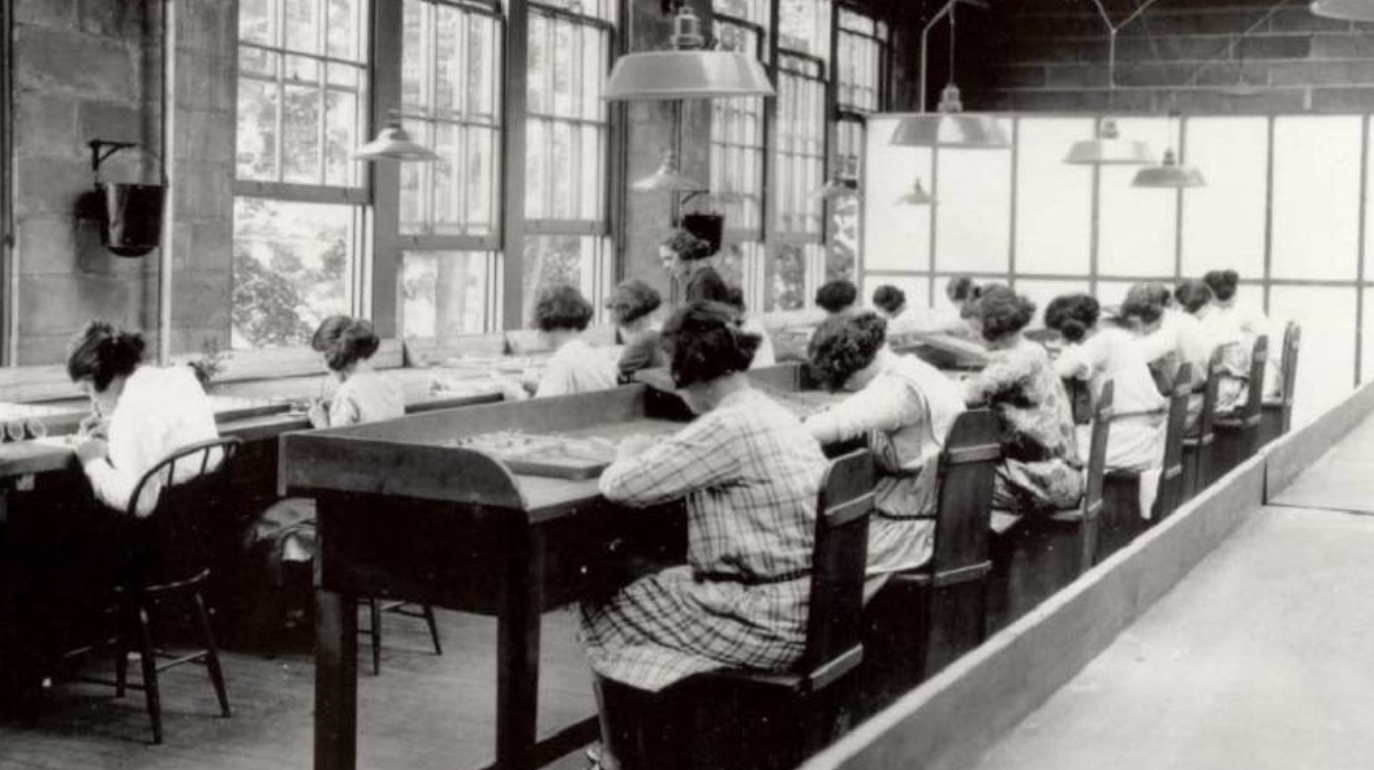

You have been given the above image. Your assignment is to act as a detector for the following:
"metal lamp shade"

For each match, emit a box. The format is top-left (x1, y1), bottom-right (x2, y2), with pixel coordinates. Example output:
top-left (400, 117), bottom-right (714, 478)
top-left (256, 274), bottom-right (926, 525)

top-left (631, 152), bottom-right (704, 192)
top-left (1065, 119), bottom-right (1155, 166)
top-left (896, 179), bottom-right (935, 206)
top-left (1312, 0), bottom-right (1374, 21)
top-left (605, 51), bottom-right (776, 100)
top-left (353, 123), bottom-right (440, 162)
top-left (1132, 149), bottom-right (1206, 188)
top-left (890, 113), bottom-right (1010, 149)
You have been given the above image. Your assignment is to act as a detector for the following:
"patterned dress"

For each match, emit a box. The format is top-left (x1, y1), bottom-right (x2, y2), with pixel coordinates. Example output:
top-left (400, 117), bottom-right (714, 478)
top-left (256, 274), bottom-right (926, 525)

top-left (805, 349), bottom-right (966, 576)
top-left (580, 387), bottom-right (828, 692)
top-left (965, 336), bottom-right (1083, 515)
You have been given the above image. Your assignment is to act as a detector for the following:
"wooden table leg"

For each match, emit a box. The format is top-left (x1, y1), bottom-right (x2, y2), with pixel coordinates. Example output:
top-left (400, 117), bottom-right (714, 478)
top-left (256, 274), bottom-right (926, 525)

top-left (315, 587), bottom-right (358, 770)
top-left (497, 528), bottom-right (544, 770)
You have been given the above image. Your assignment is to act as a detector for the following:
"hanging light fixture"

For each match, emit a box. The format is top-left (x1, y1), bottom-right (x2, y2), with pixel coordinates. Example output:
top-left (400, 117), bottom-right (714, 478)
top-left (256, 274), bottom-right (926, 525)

top-left (604, 5), bottom-right (775, 101)
top-left (891, 1), bottom-right (1008, 150)
top-left (631, 150), bottom-right (705, 192)
top-left (1065, 118), bottom-right (1156, 165)
top-left (1311, 0), bottom-right (1374, 22)
top-left (895, 178), bottom-right (935, 206)
top-left (353, 118), bottom-right (439, 162)
top-left (1133, 111), bottom-right (1205, 188)
top-left (811, 157), bottom-right (861, 200)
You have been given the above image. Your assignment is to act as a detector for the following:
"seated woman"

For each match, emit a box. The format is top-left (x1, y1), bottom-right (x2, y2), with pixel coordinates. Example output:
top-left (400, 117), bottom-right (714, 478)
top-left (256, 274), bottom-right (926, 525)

top-left (1177, 278), bottom-right (1247, 415)
top-left (805, 312), bottom-right (966, 580)
top-left (659, 229), bottom-right (728, 304)
top-left (1203, 268), bottom-right (1280, 400)
top-left (724, 285), bottom-right (777, 368)
top-left (513, 285), bottom-right (618, 399)
top-left (815, 279), bottom-right (858, 317)
top-left (960, 285), bottom-right (1082, 515)
top-left (1120, 283), bottom-right (1211, 428)
top-left (68, 321), bottom-right (220, 516)
top-left (1048, 294), bottom-right (1167, 513)
top-left (247, 316), bottom-right (404, 586)
top-left (941, 276), bottom-right (983, 337)
top-left (606, 279), bottom-right (665, 384)
top-left (581, 301), bottom-right (828, 761)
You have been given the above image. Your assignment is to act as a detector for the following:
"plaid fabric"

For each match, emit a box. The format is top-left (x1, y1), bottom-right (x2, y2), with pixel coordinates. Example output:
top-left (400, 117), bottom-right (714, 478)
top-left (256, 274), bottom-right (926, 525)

top-left (581, 387), bottom-right (828, 691)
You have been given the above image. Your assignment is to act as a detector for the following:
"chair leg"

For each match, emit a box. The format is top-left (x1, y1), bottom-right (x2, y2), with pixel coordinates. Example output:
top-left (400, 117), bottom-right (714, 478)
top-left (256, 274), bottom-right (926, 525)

top-left (369, 598), bottom-right (382, 676)
top-left (422, 604), bottom-right (443, 656)
top-left (194, 592), bottom-right (232, 718)
top-left (134, 605), bottom-right (163, 745)
top-left (114, 614), bottom-right (129, 698)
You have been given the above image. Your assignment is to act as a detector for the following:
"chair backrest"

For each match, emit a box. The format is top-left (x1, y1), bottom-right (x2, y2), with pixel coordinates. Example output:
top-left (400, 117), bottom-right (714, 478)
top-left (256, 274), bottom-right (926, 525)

top-left (1240, 335), bottom-right (1268, 423)
top-left (1156, 364), bottom-right (1192, 520)
top-left (800, 448), bottom-right (874, 672)
top-left (1078, 381), bottom-right (1113, 573)
top-left (1281, 322), bottom-right (1301, 410)
top-left (928, 410), bottom-right (1001, 584)
top-left (1197, 347), bottom-right (1224, 442)
top-left (126, 437), bottom-right (243, 588)
top-left (1065, 376), bottom-right (1093, 426)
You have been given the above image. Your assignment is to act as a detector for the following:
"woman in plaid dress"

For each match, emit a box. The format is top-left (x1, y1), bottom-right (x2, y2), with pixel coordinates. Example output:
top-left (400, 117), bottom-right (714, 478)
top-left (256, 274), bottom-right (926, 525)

top-left (580, 302), bottom-right (828, 695)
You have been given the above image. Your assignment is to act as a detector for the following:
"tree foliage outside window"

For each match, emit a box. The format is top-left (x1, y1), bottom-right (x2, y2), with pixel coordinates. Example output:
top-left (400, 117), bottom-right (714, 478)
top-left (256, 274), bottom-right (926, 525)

top-left (232, 198), bottom-right (353, 348)
top-left (401, 251), bottom-right (491, 337)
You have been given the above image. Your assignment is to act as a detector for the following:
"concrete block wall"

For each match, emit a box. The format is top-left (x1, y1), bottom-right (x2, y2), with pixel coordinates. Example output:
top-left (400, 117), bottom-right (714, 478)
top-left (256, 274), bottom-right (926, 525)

top-left (10, 0), bottom-right (161, 364)
top-left (964, 0), bottom-right (1374, 115)
top-left (7, 0), bottom-right (236, 365)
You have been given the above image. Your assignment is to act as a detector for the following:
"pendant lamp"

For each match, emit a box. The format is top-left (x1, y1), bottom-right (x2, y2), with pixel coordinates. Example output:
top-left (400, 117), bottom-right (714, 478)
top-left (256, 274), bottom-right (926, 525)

top-left (1311, 0), bottom-right (1374, 22)
top-left (353, 120), bottom-right (439, 162)
top-left (605, 6), bottom-right (775, 101)
top-left (1133, 149), bottom-right (1206, 188)
top-left (631, 150), bottom-right (705, 192)
top-left (895, 179), bottom-right (935, 206)
top-left (811, 157), bottom-right (861, 200)
top-left (1064, 118), bottom-right (1156, 166)
top-left (890, 1), bottom-right (1007, 150)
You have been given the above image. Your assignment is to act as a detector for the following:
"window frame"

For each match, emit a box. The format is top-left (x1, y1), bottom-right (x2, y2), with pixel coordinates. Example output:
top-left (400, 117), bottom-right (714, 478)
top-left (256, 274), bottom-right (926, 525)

top-left (1, 0), bottom-right (12, 364)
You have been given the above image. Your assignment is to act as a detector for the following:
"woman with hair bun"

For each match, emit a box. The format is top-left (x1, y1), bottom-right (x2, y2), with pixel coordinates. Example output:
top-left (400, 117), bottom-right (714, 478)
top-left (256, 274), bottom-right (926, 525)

top-left (1202, 268), bottom-right (1281, 403)
top-left (308, 315), bottom-right (404, 428)
top-left (606, 279), bottom-right (666, 383)
top-left (806, 311), bottom-right (966, 578)
top-left (961, 285), bottom-right (1082, 514)
top-left (659, 228), bottom-right (728, 304)
top-left (580, 301), bottom-right (828, 764)
top-left (521, 284), bottom-right (618, 398)
top-left (1048, 293), bottom-right (1168, 513)
top-left (66, 321), bottom-right (220, 516)
top-left (1121, 283), bottom-right (1211, 427)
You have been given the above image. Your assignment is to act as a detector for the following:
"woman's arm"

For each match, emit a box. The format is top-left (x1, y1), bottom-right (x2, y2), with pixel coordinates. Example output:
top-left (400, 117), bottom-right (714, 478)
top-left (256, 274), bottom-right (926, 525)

top-left (805, 378), bottom-right (911, 445)
top-left (599, 415), bottom-right (739, 506)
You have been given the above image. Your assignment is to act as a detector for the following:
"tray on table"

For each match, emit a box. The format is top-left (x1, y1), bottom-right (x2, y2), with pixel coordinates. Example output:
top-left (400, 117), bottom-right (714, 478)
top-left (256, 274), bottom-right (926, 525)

top-left (448, 430), bottom-right (619, 480)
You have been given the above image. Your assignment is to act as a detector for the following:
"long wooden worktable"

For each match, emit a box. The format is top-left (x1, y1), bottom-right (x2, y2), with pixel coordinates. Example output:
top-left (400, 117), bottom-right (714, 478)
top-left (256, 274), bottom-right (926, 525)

top-left (282, 385), bottom-right (694, 770)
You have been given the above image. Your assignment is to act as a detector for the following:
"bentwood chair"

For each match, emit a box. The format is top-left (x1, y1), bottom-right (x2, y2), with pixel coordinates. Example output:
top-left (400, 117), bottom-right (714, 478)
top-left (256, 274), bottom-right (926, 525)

top-left (112, 437), bottom-right (240, 744)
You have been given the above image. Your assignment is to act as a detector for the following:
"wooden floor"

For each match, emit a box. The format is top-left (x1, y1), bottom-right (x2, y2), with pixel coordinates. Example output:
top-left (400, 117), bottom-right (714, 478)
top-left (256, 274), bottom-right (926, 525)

top-left (0, 608), bottom-right (597, 770)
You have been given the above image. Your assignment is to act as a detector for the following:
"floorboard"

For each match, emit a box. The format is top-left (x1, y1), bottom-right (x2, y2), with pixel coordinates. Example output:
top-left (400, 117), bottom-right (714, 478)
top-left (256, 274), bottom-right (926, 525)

top-left (0, 607), bottom-right (597, 770)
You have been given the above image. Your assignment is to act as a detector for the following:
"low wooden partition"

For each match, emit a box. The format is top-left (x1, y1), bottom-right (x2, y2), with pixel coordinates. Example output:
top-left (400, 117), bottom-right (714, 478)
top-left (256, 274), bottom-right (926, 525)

top-left (798, 454), bottom-right (1266, 770)
top-left (799, 378), bottom-right (1374, 770)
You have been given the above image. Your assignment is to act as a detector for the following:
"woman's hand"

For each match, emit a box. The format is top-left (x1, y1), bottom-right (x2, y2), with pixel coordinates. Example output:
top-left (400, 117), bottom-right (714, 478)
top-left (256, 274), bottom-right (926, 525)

top-left (494, 375), bottom-right (530, 402)
top-left (307, 399), bottom-right (330, 429)
top-left (78, 413), bottom-right (109, 440)
top-left (615, 434), bottom-right (655, 461)
top-left (75, 437), bottom-right (109, 465)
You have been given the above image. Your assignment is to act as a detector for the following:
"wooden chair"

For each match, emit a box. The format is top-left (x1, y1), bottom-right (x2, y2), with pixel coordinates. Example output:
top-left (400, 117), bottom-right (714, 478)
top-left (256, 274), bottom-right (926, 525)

top-left (109, 437), bottom-right (241, 744)
top-left (1098, 362), bottom-right (1194, 557)
top-left (859, 410), bottom-right (1000, 715)
top-left (358, 598), bottom-right (443, 675)
top-left (1260, 322), bottom-right (1301, 446)
top-left (1212, 335), bottom-right (1268, 478)
top-left (988, 382), bottom-right (1112, 634)
top-left (1181, 348), bottom-right (1224, 502)
top-left (595, 449), bottom-right (875, 770)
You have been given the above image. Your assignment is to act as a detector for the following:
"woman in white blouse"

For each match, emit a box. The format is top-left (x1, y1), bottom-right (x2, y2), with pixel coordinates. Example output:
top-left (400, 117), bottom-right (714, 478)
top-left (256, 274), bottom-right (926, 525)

top-left (1120, 283), bottom-right (1212, 429)
top-left (1047, 293), bottom-right (1167, 514)
top-left (308, 316), bottom-right (404, 428)
top-left (504, 285), bottom-right (618, 400)
top-left (68, 321), bottom-right (220, 516)
top-left (805, 312), bottom-right (966, 578)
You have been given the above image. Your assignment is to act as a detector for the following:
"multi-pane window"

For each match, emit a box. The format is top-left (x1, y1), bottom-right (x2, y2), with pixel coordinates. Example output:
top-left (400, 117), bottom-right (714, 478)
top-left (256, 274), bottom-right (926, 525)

top-left (396, 0), bottom-right (504, 339)
top-left (237, 0), bottom-right (368, 188)
top-left (775, 52), bottom-right (826, 239)
top-left (523, 1), bottom-right (615, 323)
top-left (399, 0), bottom-right (503, 242)
top-left (830, 8), bottom-right (888, 283)
top-left (710, 15), bottom-right (767, 237)
top-left (836, 9), bottom-right (887, 114)
top-left (234, 0), bottom-right (370, 349)
top-left (778, 0), bottom-right (831, 63)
